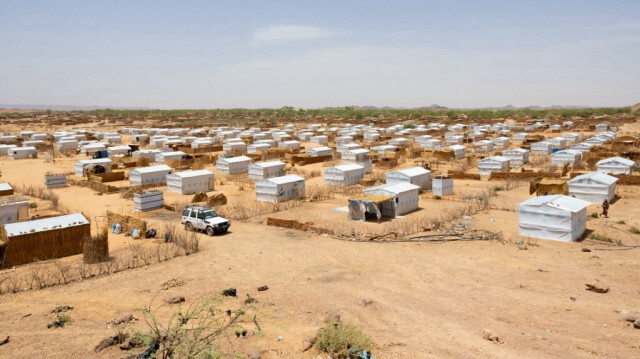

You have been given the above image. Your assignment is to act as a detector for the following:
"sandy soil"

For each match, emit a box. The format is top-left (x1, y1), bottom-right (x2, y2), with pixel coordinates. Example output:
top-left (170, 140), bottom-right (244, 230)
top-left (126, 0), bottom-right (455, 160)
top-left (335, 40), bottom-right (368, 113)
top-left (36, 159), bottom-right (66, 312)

top-left (0, 121), bottom-right (639, 358)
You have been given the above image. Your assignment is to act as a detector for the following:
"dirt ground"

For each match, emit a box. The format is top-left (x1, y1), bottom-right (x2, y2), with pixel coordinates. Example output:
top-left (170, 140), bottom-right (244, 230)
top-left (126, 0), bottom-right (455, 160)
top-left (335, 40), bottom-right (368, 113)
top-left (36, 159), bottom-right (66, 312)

top-left (0, 121), bottom-right (639, 358)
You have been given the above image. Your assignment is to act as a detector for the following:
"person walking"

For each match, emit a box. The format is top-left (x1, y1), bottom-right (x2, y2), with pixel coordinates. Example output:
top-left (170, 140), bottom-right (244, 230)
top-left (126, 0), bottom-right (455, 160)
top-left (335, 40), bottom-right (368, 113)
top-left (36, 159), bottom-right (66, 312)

top-left (601, 199), bottom-right (609, 218)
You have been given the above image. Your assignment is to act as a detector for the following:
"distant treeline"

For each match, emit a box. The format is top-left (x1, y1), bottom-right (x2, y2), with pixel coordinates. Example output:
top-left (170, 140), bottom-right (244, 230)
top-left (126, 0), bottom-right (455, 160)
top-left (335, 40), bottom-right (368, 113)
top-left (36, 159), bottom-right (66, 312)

top-left (1, 106), bottom-right (632, 121)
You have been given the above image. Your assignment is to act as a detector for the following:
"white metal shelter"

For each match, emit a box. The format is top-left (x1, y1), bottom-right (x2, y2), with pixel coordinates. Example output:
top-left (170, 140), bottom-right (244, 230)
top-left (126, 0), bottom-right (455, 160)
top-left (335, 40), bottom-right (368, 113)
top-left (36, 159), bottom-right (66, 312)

top-left (255, 175), bottom-right (305, 203)
top-left (216, 155), bottom-right (251, 175)
top-left (478, 156), bottom-right (510, 176)
top-left (166, 169), bottom-right (215, 195)
top-left (364, 182), bottom-right (420, 216)
top-left (74, 158), bottom-right (113, 176)
top-left (8, 147), bottom-right (37, 159)
top-left (129, 165), bottom-right (173, 186)
top-left (324, 164), bottom-right (365, 187)
top-left (248, 161), bottom-right (286, 180)
top-left (551, 150), bottom-right (581, 167)
top-left (386, 167), bottom-right (431, 190)
top-left (502, 148), bottom-right (529, 165)
top-left (432, 175), bottom-right (453, 196)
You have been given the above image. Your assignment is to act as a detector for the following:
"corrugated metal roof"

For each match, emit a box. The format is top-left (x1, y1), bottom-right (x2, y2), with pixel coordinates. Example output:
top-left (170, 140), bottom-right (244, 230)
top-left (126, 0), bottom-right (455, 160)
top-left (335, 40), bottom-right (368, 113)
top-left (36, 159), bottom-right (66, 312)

top-left (251, 161), bottom-right (285, 168)
top-left (221, 155), bottom-right (251, 163)
top-left (130, 164), bottom-right (172, 174)
top-left (3, 213), bottom-right (89, 237)
top-left (331, 164), bottom-right (365, 172)
top-left (170, 169), bottom-right (214, 178)
top-left (377, 182), bottom-right (420, 194)
top-left (264, 174), bottom-right (305, 184)
top-left (393, 167), bottom-right (430, 177)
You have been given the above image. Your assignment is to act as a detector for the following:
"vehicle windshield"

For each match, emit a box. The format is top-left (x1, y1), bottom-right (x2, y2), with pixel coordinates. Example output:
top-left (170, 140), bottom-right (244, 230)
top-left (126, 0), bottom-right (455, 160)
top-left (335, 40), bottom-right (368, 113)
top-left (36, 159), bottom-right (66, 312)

top-left (202, 210), bottom-right (218, 219)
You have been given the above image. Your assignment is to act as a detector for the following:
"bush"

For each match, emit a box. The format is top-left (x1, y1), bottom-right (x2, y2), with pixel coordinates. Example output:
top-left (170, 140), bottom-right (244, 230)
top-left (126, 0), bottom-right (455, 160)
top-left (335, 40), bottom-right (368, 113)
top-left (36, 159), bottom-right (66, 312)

top-left (315, 320), bottom-right (372, 359)
top-left (617, 220), bottom-right (626, 225)
top-left (629, 227), bottom-right (640, 234)
top-left (493, 186), bottom-right (505, 192)
top-left (590, 212), bottom-right (599, 218)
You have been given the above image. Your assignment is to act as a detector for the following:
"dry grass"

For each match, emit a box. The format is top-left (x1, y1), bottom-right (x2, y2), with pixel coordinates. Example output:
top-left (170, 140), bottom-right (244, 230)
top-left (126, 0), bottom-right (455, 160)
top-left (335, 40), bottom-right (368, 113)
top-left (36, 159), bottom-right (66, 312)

top-left (0, 228), bottom-right (200, 295)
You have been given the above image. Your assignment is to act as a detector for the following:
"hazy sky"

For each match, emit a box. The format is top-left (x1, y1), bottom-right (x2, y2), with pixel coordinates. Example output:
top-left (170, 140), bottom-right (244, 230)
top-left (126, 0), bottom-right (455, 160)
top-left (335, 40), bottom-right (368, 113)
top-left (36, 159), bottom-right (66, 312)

top-left (1, 0), bottom-right (639, 109)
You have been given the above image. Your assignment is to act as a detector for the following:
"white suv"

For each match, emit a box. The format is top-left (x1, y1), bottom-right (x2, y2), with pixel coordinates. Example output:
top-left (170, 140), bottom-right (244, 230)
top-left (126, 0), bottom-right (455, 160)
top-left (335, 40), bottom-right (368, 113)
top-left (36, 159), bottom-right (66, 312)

top-left (181, 206), bottom-right (230, 236)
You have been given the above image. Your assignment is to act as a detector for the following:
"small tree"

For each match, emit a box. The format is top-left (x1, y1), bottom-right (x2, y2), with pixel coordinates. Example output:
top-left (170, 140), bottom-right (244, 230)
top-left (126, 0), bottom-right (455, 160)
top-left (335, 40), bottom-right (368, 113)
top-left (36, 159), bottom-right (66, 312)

top-left (133, 296), bottom-right (252, 359)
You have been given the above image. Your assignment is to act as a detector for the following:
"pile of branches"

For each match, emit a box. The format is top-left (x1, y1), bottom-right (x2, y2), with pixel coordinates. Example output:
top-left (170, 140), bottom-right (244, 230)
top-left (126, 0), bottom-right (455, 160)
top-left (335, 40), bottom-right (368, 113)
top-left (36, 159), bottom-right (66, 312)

top-left (335, 229), bottom-right (503, 244)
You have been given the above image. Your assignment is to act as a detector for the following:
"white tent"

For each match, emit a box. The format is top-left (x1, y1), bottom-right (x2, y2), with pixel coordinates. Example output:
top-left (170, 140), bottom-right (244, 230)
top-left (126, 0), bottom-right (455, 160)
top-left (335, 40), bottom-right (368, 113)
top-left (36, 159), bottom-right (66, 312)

top-left (107, 145), bottom-right (132, 156)
top-left (386, 167), bottom-right (431, 190)
top-left (256, 175), bottom-right (305, 203)
top-left (478, 156), bottom-right (510, 175)
top-left (166, 169), bottom-right (214, 195)
top-left (129, 165), bottom-right (173, 186)
top-left (248, 161), bottom-right (286, 180)
top-left (364, 182), bottom-right (420, 216)
top-left (596, 157), bottom-right (634, 175)
top-left (342, 149), bottom-right (372, 172)
top-left (568, 172), bottom-right (617, 204)
top-left (502, 148), bottom-right (529, 165)
top-left (324, 164), bottom-right (365, 187)
top-left (518, 195), bottom-right (589, 242)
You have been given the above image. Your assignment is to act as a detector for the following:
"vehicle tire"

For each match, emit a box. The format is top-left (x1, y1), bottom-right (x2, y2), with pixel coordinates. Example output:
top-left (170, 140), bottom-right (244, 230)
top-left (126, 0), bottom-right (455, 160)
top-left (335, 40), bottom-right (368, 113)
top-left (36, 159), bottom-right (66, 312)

top-left (185, 222), bottom-right (194, 231)
top-left (206, 226), bottom-right (215, 236)
top-left (219, 227), bottom-right (228, 234)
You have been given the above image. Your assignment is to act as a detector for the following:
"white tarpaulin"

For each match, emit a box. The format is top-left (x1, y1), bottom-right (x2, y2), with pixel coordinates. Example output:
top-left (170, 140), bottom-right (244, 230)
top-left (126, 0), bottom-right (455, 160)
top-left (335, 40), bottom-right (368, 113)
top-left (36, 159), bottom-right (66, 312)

top-left (519, 195), bottom-right (589, 242)
top-left (568, 172), bottom-right (617, 204)
top-left (596, 157), bottom-right (635, 175)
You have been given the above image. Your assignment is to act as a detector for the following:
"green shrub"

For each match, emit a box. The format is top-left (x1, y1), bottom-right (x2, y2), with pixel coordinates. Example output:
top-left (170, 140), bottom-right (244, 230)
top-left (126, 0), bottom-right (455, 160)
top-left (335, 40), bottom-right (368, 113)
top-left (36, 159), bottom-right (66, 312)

top-left (617, 220), bottom-right (626, 225)
top-left (315, 320), bottom-right (372, 359)
top-left (493, 186), bottom-right (505, 192)
top-left (590, 212), bottom-right (599, 218)
top-left (629, 227), bottom-right (640, 234)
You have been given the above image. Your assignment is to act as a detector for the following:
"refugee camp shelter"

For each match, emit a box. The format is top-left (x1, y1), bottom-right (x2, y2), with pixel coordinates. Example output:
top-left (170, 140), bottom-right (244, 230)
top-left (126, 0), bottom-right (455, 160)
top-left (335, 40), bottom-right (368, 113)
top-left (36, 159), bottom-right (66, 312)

top-left (473, 140), bottom-right (494, 153)
top-left (107, 145), bottom-right (132, 156)
top-left (448, 145), bottom-right (466, 159)
top-left (324, 164), bottom-right (365, 187)
top-left (217, 155), bottom-right (252, 175)
top-left (531, 141), bottom-right (552, 155)
top-left (166, 169), bottom-right (215, 195)
top-left (8, 147), bottom-right (37, 159)
top-left (386, 167), bottom-right (431, 190)
top-left (348, 193), bottom-right (394, 221)
top-left (364, 182), bottom-right (420, 216)
top-left (432, 175), bottom-right (454, 196)
top-left (0, 195), bottom-right (29, 224)
top-left (133, 149), bottom-right (161, 162)
top-left (305, 146), bottom-right (332, 157)
top-left (255, 175), bottom-right (305, 203)
top-left (596, 157), bottom-right (635, 175)
top-left (129, 164), bottom-right (173, 186)
top-left (568, 172), bottom-right (618, 204)
top-left (156, 150), bottom-right (186, 164)
top-left (0, 213), bottom-right (90, 268)
top-left (0, 183), bottom-right (14, 196)
top-left (248, 161), bottom-right (286, 180)
top-left (478, 156), bottom-right (510, 176)
top-left (551, 150), bottom-right (581, 167)
top-left (74, 158), bottom-right (113, 176)
top-left (518, 195), bottom-right (589, 242)
top-left (502, 148), bottom-right (529, 165)
top-left (57, 139), bottom-right (79, 150)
